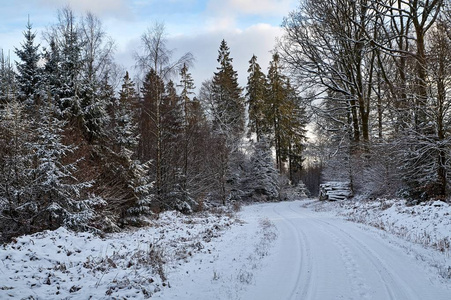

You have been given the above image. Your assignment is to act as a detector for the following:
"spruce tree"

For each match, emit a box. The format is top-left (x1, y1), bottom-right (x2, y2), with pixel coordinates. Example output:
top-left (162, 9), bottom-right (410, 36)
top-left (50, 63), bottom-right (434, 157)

top-left (27, 90), bottom-right (94, 232)
top-left (267, 53), bottom-right (307, 182)
top-left (204, 40), bottom-right (246, 205)
top-left (246, 54), bottom-right (268, 142)
top-left (282, 80), bottom-right (308, 184)
top-left (178, 64), bottom-right (196, 206)
top-left (79, 72), bottom-right (111, 142)
top-left (115, 71), bottom-right (140, 154)
top-left (42, 38), bottom-right (61, 106)
top-left (57, 9), bottom-right (83, 118)
top-left (212, 39), bottom-right (245, 138)
top-left (78, 12), bottom-right (114, 142)
top-left (135, 23), bottom-right (194, 209)
top-left (139, 68), bottom-right (164, 165)
top-left (0, 97), bottom-right (33, 238)
top-left (106, 72), bottom-right (152, 226)
top-left (179, 63), bottom-right (196, 127)
top-left (267, 52), bottom-right (287, 171)
top-left (15, 19), bottom-right (42, 106)
top-left (161, 80), bottom-right (194, 211)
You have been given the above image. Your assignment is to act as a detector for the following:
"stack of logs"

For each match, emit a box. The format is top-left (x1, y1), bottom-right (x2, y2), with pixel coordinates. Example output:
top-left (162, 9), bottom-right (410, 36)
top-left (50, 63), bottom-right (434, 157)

top-left (319, 181), bottom-right (352, 201)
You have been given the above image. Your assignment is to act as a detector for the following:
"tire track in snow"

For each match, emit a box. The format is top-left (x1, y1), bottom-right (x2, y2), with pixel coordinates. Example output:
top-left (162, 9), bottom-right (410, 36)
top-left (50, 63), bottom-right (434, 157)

top-left (272, 204), bottom-right (314, 300)
top-left (288, 203), bottom-right (372, 300)
top-left (317, 219), bottom-right (418, 300)
top-left (315, 221), bottom-right (397, 300)
top-left (288, 202), bottom-right (419, 300)
top-left (324, 229), bottom-right (372, 299)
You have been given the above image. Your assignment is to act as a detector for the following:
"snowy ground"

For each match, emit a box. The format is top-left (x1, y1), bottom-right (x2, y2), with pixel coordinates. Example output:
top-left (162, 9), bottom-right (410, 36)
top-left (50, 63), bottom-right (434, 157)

top-left (314, 198), bottom-right (451, 279)
top-left (1, 199), bottom-right (451, 299)
top-left (0, 209), bottom-right (243, 299)
top-left (326, 198), bottom-right (451, 255)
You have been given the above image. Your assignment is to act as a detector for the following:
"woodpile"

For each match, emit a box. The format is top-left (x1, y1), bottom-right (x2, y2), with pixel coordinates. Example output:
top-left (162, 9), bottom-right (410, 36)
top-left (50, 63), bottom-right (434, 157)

top-left (319, 181), bottom-right (352, 201)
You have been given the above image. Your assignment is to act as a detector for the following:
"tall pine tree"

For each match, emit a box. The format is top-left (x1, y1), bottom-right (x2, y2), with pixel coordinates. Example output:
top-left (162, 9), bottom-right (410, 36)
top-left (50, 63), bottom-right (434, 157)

top-left (15, 19), bottom-right (42, 106)
top-left (27, 89), bottom-right (94, 232)
top-left (246, 54), bottom-right (268, 142)
top-left (0, 97), bottom-right (32, 239)
top-left (178, 63), bottom-right (196, 205)
top-left (212, 39), bottom-right (245, 139)
top-left (204, 40), bottom-right (246, 205)
top-left (267, 53), bottom-right (307, 182)
top-left (103, 71), bottom-right (153, 227)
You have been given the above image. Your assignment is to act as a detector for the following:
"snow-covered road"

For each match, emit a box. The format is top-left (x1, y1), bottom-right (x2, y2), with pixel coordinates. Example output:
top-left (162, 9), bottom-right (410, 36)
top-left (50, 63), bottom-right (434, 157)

top-left (3, 200), bottom-right (450, 299)
top-left (242, 201), bottom-right (451, 300)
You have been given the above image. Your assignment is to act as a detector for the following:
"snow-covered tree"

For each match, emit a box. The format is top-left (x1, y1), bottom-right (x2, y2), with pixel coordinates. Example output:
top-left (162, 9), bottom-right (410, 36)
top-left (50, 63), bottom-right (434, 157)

top-left (15, 19), bottom-right (42, 106)
top-left (0, 97), bottom-right (33, 238)
top-left (135, 22), bottom-right (193, 210)
top-left (77, 12), bottom-right (115, 142)
top-left (178, 63), bottom-right (196, 204)
top-left (99, 71), bottom-right (153, 226)
top-left (44, 8), bottom-right (111, 142)
top-left (26, 90), bottom-right (95, 232)
top-left (241, 138), bottom-right (280, 202)
top-left (41, 38), bottom-right (60, 104)
top-left (266, 53), bottom-right (308, 182)
top-left (246, 54), bottom-right (268, 142)
top-left (197, 41), bottom-right (246, 205)
top-left (211, 39), bottom-right (245, 139)
top-left (199, 78), bottom-right (242, 205)
top-left (49, 8), bottom-right (84, 117)
top-left (0, 50), bottom-right (17, 106)
top-left (113, 72), bottom-right (139, 154)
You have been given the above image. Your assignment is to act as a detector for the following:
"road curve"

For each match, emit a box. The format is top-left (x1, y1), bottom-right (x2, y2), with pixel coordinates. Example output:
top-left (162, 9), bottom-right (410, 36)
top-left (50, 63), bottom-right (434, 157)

top-left (243, 200), bottom-right (451, 300)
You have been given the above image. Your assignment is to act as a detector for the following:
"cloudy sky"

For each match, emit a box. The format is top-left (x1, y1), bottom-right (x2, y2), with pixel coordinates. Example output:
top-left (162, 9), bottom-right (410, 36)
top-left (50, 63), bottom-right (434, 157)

top-left (0, 0), bottom-right (298, 91)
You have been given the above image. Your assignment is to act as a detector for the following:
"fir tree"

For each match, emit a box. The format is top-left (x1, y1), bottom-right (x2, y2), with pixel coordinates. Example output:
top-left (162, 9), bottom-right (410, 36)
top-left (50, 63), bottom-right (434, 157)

top-left (26, 90), bottom-right (94, 232)
top-left (15, 19), bottom-right (42, 106)
top-left (267, 52), bottom-right (286, 170)
top-left (79, 72), bottom-right (110, 142)
top-left (139, 68), bottom-right (164, 161)
top-left (42, 38), bottom-right (61, 107)
top-left (104, 72), bottom-right (153, 226)
top-left (161, 79), bottom-right (199, 212)
top-left (283, 82), bottom-right (308, 184)
top-left (179, 63), bottom-right (196, 127)
top-left (267, 53), bottom-right (307, 182)
top-left (56, 8), bottom-right (83, 118)
top-left (212, 39), bottom-right (245, 138)
top-left (204, 40), bottom-right (245, 205)
top-left (0, 97), bottom-right (33, 239)
top-left (78, 12), bottom-right (115, 142)
top-left (177, 64), bottom-right (197, 208)
top-left (246, 54), bottom-right (268, 142)
top-left (115, 71), bottom-right (139, 153)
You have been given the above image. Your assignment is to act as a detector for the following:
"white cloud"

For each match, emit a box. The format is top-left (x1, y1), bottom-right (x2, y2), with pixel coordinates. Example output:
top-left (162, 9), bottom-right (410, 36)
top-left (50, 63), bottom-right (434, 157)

top-left (114, 22), bottom-right (283, 95)
top-left (207, 0), bottom-right (292, 16)
top-left (163, 23), bottom-right (283, 93)
top-left (204, 15), bottom-right (239, 32)
top-left (38, 0), bottom-right (131, 18)
top-left (202, 0), bottom-right (294, 33)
